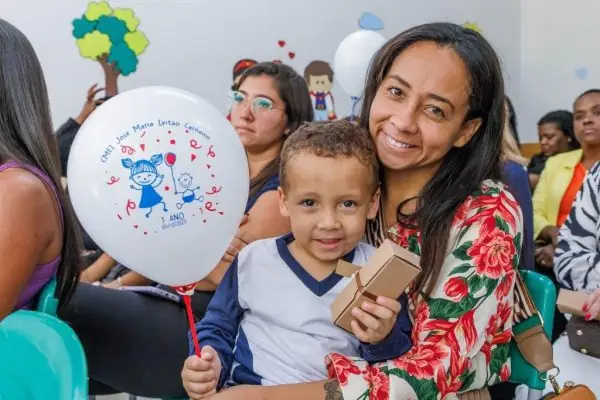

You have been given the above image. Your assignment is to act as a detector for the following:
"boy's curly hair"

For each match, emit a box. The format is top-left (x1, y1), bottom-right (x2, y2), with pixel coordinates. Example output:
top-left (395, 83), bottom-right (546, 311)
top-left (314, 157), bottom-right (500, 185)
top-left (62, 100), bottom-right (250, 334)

top-left (280, 120), bottom-right (379, 193)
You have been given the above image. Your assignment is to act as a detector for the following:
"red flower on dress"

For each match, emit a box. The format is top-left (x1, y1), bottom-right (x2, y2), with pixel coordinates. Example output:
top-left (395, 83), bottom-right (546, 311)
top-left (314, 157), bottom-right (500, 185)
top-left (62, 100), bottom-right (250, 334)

top-left (444, 277), bottom-right (469, 301)
top-left (497, 301), bottom-right (513, 326)
top-left (393, 342), bottom-right (448, 380)
top-left (436, 352), bottom-right (468, 399)
top-left (495, 270), bottom-right (515, 300)
top-left (412, 301), bottom-right (431, 341)
top-left (328, 354), bottom-right (361, 386)
top-left (453, 196), bottom-right (473, 226)
top-left (362, 365), bottom-right (390, 400)
top-left (458, 310), bottom-right (478, 350)
top-left (468, 225), bottom-right (516, 279)
top-left (481, 342), bottom-right (492, 363)
top-left (465, 189), bottom-right (519, 231)
top-left (499, 363), bottom-right (511, 381)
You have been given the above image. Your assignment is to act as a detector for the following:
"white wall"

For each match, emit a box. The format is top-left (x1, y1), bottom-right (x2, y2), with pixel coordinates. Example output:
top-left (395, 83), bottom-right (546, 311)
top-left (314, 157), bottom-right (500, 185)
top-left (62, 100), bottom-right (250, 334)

top-left (2, 0), bottom-right (520, 131)
top-left (519, 0), bottom-right (600, 142)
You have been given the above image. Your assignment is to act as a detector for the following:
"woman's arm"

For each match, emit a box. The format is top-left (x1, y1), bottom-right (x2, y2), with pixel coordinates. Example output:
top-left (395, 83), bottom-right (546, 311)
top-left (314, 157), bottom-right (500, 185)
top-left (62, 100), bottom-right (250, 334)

top-left (0, 172), bottom-right (55, 320)
top-left (554, 164), bottom-right (600, 290)
top-left (532, 167), bottom-right (554, 241)
top-left (204, 191), bottom-right (290, 286)
top-left (81, 253), bottom-right (116, 283)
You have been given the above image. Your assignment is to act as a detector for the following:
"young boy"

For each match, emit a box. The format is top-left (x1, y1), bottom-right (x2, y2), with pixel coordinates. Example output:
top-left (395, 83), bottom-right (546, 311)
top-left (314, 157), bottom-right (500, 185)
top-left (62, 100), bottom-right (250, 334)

top-left (182, 120), bottom-right (412, 399)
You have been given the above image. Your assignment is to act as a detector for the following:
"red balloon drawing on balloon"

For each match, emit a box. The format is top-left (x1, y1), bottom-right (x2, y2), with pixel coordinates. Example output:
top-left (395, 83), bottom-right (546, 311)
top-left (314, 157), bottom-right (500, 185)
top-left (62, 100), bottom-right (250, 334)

top-left (165, 152), bottom-right (177, 167)
top-left (165, 152), bottom-right (178, 191)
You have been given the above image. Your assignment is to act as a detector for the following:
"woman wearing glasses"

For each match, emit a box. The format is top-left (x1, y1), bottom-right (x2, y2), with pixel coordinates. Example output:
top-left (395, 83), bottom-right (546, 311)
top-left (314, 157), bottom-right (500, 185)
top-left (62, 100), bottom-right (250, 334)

top-left (58, 62), bottom-right (312, 398)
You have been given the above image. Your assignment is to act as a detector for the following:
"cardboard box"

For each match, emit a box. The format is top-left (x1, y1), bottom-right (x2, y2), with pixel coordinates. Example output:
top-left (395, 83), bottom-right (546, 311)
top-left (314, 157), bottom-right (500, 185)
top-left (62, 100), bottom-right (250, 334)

top-left (331, 239), bottom-right (421, 333)
top-left (557, 289), bottom-right (600, 321)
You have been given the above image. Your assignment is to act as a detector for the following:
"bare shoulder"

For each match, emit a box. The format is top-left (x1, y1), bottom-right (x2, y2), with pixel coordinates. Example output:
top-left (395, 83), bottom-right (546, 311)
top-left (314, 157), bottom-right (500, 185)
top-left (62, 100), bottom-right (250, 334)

top-left (0, 168), bottom-right (54, 218)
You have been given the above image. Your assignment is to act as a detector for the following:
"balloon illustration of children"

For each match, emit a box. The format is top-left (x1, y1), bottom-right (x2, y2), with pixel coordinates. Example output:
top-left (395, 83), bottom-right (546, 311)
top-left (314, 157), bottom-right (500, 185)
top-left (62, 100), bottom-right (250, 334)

top-left (174, 172), bottom-right (204, 209)
top-left (122, 154), bottom-right (168, 218)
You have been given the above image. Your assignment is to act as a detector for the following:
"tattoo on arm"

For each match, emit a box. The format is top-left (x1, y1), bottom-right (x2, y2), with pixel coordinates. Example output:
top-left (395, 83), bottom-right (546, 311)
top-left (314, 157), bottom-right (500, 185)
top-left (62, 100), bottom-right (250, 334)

top-left (324, 380), bottom-right (343, 400)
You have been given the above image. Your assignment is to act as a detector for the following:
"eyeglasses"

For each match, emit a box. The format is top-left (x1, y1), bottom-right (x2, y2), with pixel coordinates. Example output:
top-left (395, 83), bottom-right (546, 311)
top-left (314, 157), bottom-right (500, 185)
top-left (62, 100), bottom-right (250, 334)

top-left (229, 91), bottom-right (283, 114)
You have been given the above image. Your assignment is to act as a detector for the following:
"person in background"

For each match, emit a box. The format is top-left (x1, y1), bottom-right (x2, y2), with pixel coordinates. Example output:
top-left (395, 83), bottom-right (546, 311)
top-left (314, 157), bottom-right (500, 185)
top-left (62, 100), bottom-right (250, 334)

top-left (56, 54), bottom-right (119, 178)
top-left (501, 98), bottom-right (534, 271)
top-left (505, 95), bottom-right (521, 147)
top-left (0, 19), bottom-right (82, 320)
top-left (227, 59), bottom-right (258, 121)
top-left (533, 89), bottom-right (600, 340)
top-left (528, 110), bottom-right (579, 190)
top-left (59, 62), bottom-right (312, 398)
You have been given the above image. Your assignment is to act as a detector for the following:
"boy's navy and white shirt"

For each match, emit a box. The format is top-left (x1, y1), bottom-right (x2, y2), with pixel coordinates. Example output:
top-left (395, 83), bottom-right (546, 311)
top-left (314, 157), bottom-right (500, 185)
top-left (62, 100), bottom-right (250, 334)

top-left (193, 233), bottom-right (412, 387)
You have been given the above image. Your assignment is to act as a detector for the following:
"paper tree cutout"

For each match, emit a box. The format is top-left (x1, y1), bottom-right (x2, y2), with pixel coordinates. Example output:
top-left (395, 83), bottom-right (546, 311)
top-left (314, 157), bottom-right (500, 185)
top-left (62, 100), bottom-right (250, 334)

top-left (72, 1), bottom-right (149, 76)
top-left (463, 21), bottom-right (482, 34)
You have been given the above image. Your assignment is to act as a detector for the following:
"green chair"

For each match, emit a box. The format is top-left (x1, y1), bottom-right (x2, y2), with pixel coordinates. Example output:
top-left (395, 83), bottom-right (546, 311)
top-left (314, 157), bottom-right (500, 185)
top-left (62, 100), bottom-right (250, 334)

top-left (37, 277), bottom-right (59, 316)
top-left (0, 310), bottom-right (88, 399)
top-left (509, 270), bottom-right (556, 400)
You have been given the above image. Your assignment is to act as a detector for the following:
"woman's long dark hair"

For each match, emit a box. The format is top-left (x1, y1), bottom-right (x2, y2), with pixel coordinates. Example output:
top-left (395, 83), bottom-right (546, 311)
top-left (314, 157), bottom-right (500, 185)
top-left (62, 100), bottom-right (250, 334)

top-left (235, 62), bottom-right (313, 199)
top-left (360, 22), bottom-right (505, 296)
top-left (0, 19), bottom-right (82, 307)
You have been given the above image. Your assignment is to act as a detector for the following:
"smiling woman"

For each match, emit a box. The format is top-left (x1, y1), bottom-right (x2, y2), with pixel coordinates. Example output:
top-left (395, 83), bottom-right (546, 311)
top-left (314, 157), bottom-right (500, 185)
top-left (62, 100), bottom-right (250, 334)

top-left (209, 22), bottom-right (522, 400)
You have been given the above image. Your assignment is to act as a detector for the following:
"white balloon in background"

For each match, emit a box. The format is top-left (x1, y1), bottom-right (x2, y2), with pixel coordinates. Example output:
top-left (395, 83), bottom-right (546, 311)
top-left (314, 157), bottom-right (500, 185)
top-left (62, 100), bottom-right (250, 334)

top-left (67, 86), bottom-right (249, 287)
top-left (334, 30), bottom-right (387, 98)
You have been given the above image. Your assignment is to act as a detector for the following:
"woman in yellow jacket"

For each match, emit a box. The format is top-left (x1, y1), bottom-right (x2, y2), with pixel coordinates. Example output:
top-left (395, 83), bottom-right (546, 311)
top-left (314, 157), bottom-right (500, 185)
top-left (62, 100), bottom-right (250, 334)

top-left (534, 89), bottom-right (600, 267)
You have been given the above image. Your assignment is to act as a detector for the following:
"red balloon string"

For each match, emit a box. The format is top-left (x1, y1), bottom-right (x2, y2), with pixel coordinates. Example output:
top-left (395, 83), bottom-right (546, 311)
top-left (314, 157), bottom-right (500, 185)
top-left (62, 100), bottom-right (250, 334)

top-left (183, 294), bottom-right (201, 357)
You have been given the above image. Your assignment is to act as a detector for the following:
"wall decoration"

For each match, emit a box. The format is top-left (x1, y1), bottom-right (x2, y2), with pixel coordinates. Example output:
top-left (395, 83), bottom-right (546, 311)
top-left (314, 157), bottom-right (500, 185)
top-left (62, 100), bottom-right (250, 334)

top-left (358, 12), bottom-right (384, 31)
top-left (72, 1), bottom-right (149, 76)
top-left (304, 60), bottom-right (337, 121)
top-left (462, 21), bottom-right (482, 33)
top-left (575, 67), bottom-right (589, 80)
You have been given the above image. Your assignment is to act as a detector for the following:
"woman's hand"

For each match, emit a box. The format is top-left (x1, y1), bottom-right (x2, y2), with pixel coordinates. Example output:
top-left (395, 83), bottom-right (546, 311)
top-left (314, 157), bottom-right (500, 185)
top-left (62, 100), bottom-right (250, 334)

top-left (535, 244), bottom-right (555, 268)
top-left (583, 289), bottom-right (600, 321)
top-left (350, 296), bottom-right (401, 344)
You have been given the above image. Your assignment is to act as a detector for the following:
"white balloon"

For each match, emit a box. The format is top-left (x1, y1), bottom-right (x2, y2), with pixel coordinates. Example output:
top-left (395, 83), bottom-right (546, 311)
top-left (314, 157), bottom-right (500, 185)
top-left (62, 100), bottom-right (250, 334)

top-left (334, 30), bottom-right (386, 98)
top-left (67, 86), bottom-right (249, 287)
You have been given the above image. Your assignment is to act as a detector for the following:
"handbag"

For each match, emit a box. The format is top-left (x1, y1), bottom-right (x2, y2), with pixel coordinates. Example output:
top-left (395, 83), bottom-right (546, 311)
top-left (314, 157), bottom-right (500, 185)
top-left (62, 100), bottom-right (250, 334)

top-left (565, 315), bottom-right (600, 359)
top-left (512, 272), bottom-right (597, 399)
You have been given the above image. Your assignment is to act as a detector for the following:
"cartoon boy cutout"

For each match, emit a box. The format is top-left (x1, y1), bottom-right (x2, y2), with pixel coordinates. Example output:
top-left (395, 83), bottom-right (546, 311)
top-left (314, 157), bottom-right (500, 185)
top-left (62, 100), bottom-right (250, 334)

top-left (304, 60), bottom-right (336, 121)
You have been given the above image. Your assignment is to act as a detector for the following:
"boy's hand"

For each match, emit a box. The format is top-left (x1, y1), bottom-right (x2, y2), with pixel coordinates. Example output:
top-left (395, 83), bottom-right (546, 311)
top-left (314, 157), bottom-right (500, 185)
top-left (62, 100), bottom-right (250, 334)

top-left (182, 346), bottom-right (222, 399)
top-left (350, 296), bottom-right (401, 344)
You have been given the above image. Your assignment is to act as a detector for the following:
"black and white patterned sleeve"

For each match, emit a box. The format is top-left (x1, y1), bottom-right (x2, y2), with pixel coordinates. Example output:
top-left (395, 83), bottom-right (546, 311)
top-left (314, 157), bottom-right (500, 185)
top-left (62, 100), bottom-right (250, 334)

top-left (555, 162), bottom-right (600, 290)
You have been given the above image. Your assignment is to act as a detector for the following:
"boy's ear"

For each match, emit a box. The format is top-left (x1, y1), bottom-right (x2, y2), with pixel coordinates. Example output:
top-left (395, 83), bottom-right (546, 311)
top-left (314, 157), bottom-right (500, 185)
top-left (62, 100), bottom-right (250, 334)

top-left (367, 187), bottom-right (381, 220)
top-left (278, 187), bottom-right (290, 217)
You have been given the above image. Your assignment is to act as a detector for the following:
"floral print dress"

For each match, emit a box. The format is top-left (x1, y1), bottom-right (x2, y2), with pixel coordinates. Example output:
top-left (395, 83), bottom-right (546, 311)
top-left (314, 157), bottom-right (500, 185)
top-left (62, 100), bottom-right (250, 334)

top-left (326, 180), bottom-right (523, 400)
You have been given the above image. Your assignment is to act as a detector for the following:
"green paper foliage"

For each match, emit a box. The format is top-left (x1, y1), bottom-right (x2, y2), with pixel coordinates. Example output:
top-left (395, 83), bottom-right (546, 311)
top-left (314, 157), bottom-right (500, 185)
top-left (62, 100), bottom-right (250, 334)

top-left (72, 1), bottom-right (149, 76)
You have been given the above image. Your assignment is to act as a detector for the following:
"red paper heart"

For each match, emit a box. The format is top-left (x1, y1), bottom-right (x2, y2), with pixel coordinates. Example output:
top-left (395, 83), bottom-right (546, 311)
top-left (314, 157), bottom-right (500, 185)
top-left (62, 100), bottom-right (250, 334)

top-left (218, 211), bottom-right (224, 215)
top-left (134, 225), bottom-right (139, 229)
top-left (278, 40), bottom-right (286, 47)
top-left (191, 154), bottom-right (197, 162)
top-left (140, 144), bottom-right (146, 151)
top-left (288, 52), bottom-right (295, 60)
top-left (207, 164), bottom-right (211, 169)
top-left (164, 186), bottom-right (170, 191)
top-left (170, 139), bottom-right (176, 145)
